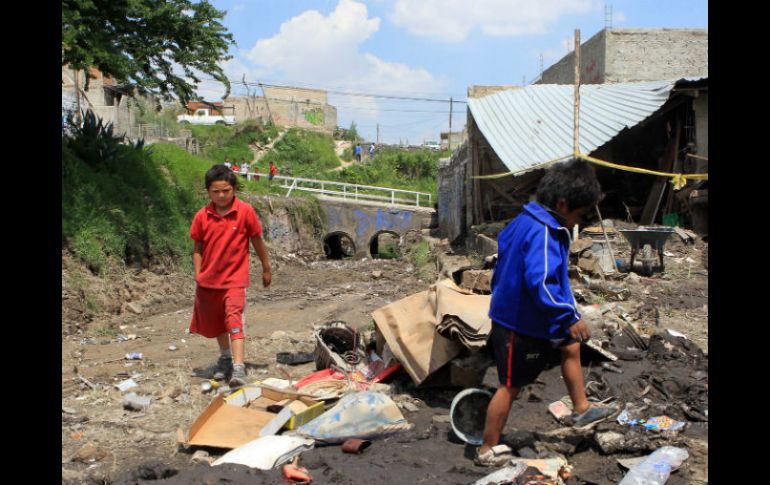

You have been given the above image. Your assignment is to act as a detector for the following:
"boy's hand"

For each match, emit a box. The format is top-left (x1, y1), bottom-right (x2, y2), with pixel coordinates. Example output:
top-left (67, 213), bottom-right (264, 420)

top-left (262, 270), bottom-right (272, 288)
top-left (569, 319), bottom-right (590, 343)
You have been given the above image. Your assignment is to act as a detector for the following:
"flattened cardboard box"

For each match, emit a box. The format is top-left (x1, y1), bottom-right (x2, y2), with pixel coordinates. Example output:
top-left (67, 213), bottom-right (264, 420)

top-left (177, 386), bottom-right (324, 449)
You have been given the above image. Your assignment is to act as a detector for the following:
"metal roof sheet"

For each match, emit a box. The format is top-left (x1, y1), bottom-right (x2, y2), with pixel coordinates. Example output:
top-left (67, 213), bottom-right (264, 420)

top-left (467, 79), bottom-right (695, 174)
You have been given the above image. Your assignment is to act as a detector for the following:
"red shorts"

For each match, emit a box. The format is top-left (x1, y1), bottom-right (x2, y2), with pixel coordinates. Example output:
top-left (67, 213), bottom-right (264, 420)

top-left (190, 286), bottom-right (246, 340)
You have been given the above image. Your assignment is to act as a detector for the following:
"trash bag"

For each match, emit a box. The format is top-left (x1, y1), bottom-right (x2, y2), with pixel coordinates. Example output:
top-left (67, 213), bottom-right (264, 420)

top-left (294, 391), bottom-right (413, 443)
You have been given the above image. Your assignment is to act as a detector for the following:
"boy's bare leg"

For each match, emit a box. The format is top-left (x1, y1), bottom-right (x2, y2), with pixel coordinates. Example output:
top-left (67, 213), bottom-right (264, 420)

top-left (216, 333), bottom-right (230, 352)
top-left (479, 386), bottom-right (520, 455)
top-left (231, 337), bottom-right (245, 365)
top-left (561, 342), bottom-right (590, 414)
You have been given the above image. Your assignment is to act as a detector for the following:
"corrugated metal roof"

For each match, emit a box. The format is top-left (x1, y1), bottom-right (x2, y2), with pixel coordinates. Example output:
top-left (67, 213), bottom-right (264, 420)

top-left (467, 79), bottom-right (692, 174)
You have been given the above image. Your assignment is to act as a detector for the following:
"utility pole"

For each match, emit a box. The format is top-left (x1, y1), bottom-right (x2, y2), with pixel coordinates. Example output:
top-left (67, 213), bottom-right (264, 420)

top-left (74, 68), bottom-right (81, 125)
top-left (259, 81), bottom-right (273, 125)
top-left (376, 123), bottom-right (380, 145)
top-left (448, 97), bottom-right (453, 151)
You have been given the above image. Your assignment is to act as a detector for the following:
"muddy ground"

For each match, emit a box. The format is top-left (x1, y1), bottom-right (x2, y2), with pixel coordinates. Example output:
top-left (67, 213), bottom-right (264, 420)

top-left (61, 233), bottom-right (707, 485)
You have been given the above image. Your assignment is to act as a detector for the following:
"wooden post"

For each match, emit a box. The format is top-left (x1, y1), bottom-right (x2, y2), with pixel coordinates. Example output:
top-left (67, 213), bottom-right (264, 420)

top-left (573, 29), bottom-right (581, 157)
top-left (448, 97), bottom-right (453, 151)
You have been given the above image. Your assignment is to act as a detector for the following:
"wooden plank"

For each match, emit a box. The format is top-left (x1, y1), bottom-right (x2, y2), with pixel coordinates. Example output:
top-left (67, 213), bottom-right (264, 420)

top-left (486, 179), bottom-right (516, 203)
top-left (640, 122), bottom-right (680, 224)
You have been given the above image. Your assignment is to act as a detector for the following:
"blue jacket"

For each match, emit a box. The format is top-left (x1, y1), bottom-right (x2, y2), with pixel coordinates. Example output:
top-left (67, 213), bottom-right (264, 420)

top-left (489, 201), bottom-right (581, 340)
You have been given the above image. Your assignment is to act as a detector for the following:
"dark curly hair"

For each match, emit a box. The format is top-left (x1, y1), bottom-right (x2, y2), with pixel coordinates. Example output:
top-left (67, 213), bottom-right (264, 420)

top-left (205, 164), bottom-right (238, 189)
top-left (535, 158), bottom-right (601, 211)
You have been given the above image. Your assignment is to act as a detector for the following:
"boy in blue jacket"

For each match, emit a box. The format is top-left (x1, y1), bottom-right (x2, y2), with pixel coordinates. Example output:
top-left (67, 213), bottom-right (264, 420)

top-left (476, 159), bottom-right (617, 466)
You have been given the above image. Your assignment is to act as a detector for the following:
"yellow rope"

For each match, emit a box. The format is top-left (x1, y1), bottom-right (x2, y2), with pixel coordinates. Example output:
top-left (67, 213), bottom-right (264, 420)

top-left (471, 152), bottom-right (708, 190)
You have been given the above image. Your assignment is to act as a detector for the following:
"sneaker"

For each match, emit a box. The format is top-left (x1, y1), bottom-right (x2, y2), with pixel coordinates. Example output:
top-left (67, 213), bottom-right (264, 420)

top-left (571, 403), bottom-right (618, 428)
top-left (473, 444), bottom-right (513, 467)
top-left (212, 355), bottom-right (232, 381)
top-left (229, 363), bottom-right (247, 388)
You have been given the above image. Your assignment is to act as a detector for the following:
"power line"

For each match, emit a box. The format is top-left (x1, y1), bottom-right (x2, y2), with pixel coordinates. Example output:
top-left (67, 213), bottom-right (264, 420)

top-left (197, 76), bottom-right (468, 104)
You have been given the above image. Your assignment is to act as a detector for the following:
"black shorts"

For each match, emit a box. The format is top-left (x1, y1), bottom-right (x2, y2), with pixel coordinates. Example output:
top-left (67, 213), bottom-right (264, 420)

top-left (488, 323), bottom-right (574, 388)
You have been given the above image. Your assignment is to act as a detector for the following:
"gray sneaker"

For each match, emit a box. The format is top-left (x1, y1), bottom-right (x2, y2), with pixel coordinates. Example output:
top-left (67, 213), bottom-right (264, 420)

top-left (229, 364), bottom-right (247, 388)
top-left (571, 403), bottom-right (618, 428)
top-left (213, 355), bottom-right (233, 381)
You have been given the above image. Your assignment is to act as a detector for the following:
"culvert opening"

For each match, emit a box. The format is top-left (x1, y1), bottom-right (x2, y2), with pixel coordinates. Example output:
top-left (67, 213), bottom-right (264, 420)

top-left (323, 232), bottom-right (356, 259)
top-left (370, 231), bottom-right (401, 259)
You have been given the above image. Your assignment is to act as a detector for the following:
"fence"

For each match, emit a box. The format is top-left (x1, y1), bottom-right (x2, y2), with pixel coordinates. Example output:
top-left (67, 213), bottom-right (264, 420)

top-left (248, 173), bottom-right (432, 208)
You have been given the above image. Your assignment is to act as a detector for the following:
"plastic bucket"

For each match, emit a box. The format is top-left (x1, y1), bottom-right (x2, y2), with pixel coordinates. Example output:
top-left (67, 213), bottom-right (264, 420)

top-left (449, 388), bottom-right (492, 445)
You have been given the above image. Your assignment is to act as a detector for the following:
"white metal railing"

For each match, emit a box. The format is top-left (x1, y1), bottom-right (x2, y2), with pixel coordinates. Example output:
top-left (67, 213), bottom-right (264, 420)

top-left (245, 172), bottom-right (432, 208)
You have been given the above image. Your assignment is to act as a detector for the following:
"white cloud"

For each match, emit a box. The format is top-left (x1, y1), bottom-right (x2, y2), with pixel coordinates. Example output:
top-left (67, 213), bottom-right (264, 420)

top-left (389, 0), bottom-right (598, 42)
top-left (220, 0), bottom-right (446, 140)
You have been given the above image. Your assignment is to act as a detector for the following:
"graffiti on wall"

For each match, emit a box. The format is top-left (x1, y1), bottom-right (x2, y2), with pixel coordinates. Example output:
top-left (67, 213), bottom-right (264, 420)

top-left (304, 108), bottom-right (325, 126)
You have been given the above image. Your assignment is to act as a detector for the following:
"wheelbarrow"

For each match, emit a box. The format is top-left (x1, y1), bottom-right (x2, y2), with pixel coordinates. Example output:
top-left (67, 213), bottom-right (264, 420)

top-left (618, 226), bottom-right (675, 276)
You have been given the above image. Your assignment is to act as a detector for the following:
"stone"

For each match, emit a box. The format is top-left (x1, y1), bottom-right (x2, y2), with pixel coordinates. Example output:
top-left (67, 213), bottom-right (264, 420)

top-left (126, 302), bottom-right (143, 315)
top-left (570, 237), bottom-right (594, 255)
top-left (461, 269), bottom-right (492, 293)
top-left (71, 442), bottom-right (110, 463)
top-left (190, 450), bottom-right (212, 465)
top-left (270, 330), bottom-right (287, 340)
top-left (431, 414), bottom-right (451, 424)
top-left (594, 431), bottom-right (626, 454)
top-left (627, 272), bottom-right (642, 283)
top-left (400, 401), bottom-right (420, 413)
top-left (372, 270), bottom-right (383, 279)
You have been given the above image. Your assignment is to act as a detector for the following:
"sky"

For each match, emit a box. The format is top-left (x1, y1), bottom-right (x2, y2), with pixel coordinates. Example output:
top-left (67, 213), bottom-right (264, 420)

top-left (195, 0), bottom-right (708, 145)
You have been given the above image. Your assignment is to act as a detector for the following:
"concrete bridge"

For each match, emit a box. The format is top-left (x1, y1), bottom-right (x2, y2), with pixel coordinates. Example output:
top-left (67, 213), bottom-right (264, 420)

top-left (250, 172), bottom-right (435, 258)
top-left (317, 196), bottom-right (434, 258)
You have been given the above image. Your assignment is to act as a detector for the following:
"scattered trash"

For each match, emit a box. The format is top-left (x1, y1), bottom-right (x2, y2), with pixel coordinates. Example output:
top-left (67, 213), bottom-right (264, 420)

top-left (168, 345), bottom-right (178, 351)
top-left (78, 374), bottom-right (99, 390)
top-left (399, 401), bottom-right (419, 412)
top-left (201, 380), bottom-right (219, 394)
top-left (295, 391), bottom-right (412, 443)
top-left (474, 463), bottom-right (528, 485)
top-left (431, 414), bottom-right (451, 424)
top-left (313, 320), bottom-right (366, 372)
top-left (125, 352), bottom-right (143, 360)
top-left (342, 438), bottom-right (372, 454)
top-left (601, 362), bottom-right (624, 374)
top-left (283, 459), bottom-right (313, 483)
top-left (618, 446), bottom-right (689, 485)
top-left (617, 410), bottom-right (685, 432)
top-left (70, 431), bottom-right (83, 441)
top-left (449, 388), bottom-right (492, 445)
top-left (276, 351), bottom-right (314, 365)
top-left (211, 435), bottom-right (315, 470)
top-left (507, 456), bottom-right (570, 481)
top-left (666, 329), bottom-right (688, 339)
top-left (548, 396), bottom-right (573, 422)
top-left (123, 392), bottom-right (152, 412)
top-left (115, 378), bottom-right (138, 392)
top-left (261, 377), bottom-right (292, 389)
top-left (583, 339), bottom-right (619, 361)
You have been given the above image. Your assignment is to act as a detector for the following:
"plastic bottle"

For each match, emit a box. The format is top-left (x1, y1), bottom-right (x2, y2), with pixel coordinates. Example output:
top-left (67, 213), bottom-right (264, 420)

top-left (618, 446), bottom-right (689, 485)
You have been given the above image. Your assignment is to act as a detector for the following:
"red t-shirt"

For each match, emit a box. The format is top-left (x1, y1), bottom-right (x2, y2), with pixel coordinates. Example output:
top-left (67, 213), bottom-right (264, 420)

top-left (190, 197), bottom-right (263, 289)
top-left (269, 164), bottom-right (277, 175)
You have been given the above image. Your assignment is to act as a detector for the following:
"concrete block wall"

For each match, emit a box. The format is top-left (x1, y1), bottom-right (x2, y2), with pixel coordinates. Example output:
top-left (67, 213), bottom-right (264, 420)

top-left (538, 29), bottom-right (607, 84)
top-left (604, 29), bottom-right (708, 82)
top-left (538, 28), bottom-right (708, 85)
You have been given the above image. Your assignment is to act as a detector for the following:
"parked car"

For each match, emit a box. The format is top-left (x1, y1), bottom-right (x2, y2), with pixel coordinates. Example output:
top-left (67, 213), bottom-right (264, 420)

top-left (177, 108), bottom-right (235, 126)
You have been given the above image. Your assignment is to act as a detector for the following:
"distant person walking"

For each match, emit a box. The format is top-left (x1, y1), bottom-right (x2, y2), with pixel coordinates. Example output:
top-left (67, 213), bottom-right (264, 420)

top-left (368, 143), bottom-right (375, 159)
top-left (240, 160), bottom-right (250, 180)
top-left (268, 161), bottom-right (278, 183)
top-left (224, 158), bottom-right (232, 169)
top-left (354, 144), bottom-right (362, 162)
top-left (232, 162), bottom-right (240, 173)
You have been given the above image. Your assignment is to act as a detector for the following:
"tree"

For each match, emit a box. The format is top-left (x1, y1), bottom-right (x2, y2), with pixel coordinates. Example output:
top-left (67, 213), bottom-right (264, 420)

top-left (62, 0), bottom-right (235, 106)
top-left (346, 121), bottom-right (360, 142)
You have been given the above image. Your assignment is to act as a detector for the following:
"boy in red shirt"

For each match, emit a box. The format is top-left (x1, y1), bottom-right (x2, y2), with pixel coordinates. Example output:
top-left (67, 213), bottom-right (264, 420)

top-left (189, 165), bottom-right (272, 388)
